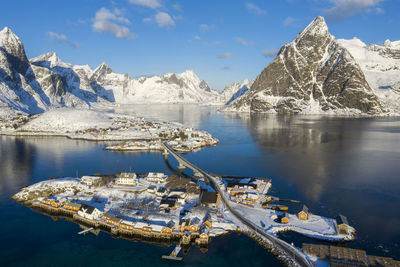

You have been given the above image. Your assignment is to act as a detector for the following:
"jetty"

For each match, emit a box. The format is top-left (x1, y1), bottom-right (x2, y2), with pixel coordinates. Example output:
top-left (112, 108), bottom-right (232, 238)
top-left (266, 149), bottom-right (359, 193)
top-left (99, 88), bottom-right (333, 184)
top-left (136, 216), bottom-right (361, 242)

top-left (302, 243), bottom-right (400, 267)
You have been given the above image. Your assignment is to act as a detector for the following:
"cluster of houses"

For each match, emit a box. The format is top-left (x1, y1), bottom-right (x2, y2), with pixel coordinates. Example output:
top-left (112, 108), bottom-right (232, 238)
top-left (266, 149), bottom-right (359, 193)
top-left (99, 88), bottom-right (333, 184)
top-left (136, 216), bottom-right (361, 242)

top-left (224, 178), bottom-right (270, 207)
top-left (0, 114), bottom-right (35, 130)
top-left (39, 194), bottom-right (215, 239)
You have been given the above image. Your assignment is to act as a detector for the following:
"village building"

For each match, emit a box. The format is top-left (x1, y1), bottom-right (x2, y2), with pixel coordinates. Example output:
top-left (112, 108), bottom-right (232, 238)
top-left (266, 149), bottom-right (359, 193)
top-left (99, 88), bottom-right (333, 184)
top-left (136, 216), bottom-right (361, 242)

top-left (120, 220), bottom-right (135, 230)
top-left (159, 198), bottom-right (177, 209)
top-left (298, 205), bottom-right (311, 220)
top-left (156, 187), bottom-right (167, 197)
top-left (146, 172), bottom-right (168, 184)
top-left (189, 217), bottom-right (201, 232)
top-left (81, 176), bottom-right (104, 187)
top-left (147, 185), bottom-right (157, 194)
top-left (64, 201), bottom-right (82, 211)
top-left (42, 198), bottom-right (64, 207)
top-left (115, 172), bottom-right (138, 186)
top-left (103, 212), bottom-right (122, 226)
top-left (200, 191), bottom-right (220, 207)
top-left (336, 214), bottom-right (351, 235)
top-left (179, 218), bottom-right (191, 232)
top-left (77, 204), bottom-right (103, 221)
top-left (226, 181), bottom-right (257, 192)
top-left (276, 213), bottom-right (290, 224)
top-left (168, 188), bottom-right (186, 199)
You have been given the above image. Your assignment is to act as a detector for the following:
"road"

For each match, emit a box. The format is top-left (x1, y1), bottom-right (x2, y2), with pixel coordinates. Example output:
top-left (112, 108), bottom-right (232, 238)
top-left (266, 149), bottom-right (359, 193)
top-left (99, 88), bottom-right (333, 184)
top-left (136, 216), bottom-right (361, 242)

top-left (162, 142), bottom-right (312, 267)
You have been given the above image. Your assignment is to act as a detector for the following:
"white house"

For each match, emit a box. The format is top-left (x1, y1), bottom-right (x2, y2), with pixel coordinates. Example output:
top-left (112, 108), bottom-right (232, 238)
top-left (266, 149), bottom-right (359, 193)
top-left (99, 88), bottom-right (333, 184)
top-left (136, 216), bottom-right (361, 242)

top-left (78, 204), bottom-right (103, 220)
top-left (146, 172), bottom-right (168, 184)
top-left (116, 172), bottom-right (138, 186)
top-left (81, 176), bottom-right (104, 187)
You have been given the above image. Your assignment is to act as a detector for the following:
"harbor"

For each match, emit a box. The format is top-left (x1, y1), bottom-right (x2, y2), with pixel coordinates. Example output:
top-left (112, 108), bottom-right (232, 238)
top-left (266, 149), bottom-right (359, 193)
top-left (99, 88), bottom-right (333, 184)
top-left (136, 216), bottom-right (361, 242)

top-left (13, 142), bottom-right (361, 266)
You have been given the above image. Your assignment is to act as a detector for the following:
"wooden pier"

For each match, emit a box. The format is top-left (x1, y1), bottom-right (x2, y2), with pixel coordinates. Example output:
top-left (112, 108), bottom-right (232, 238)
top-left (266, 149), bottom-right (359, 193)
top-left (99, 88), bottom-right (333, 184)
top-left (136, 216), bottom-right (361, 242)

top-left (302, 243), bottom-right (400, 267)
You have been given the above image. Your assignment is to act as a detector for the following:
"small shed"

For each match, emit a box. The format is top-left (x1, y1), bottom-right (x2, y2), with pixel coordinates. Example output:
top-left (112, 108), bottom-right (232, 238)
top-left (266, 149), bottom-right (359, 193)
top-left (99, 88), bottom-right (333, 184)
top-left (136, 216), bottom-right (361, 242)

top-left (281, 213), bottom-right (289, 224)
top-left (298, 205), bottom-right (310, 220)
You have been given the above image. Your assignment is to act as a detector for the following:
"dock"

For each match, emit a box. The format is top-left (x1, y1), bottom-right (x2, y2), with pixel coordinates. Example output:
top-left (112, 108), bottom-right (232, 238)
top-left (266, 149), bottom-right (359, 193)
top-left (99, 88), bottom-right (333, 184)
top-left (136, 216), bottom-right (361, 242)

top-left (302, 243), bottom-right (400, 267)
top-left (161, 244), bottom-right (183, 261)
top-left (78, 227), bottom-right (94, 235)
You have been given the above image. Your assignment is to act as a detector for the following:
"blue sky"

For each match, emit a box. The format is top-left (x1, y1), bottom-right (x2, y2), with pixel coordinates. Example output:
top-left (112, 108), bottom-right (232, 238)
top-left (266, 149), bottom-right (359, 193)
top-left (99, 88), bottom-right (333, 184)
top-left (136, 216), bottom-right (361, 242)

top-left (1, 0), bottom-right (399, 90)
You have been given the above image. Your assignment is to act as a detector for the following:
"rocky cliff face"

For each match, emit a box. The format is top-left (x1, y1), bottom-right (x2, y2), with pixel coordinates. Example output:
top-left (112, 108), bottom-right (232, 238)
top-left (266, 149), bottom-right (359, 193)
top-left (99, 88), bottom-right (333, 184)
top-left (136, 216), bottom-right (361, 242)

top-left (0, 27), bottom-right (221, 114)
top-left (228, 17), bottom-right (387, 115)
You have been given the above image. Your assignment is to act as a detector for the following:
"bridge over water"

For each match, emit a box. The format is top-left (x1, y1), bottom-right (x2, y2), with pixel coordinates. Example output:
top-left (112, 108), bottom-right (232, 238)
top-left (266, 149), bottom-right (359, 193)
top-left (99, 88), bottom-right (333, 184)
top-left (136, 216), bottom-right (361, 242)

top-left (161, 142), bottom-right (312, 267)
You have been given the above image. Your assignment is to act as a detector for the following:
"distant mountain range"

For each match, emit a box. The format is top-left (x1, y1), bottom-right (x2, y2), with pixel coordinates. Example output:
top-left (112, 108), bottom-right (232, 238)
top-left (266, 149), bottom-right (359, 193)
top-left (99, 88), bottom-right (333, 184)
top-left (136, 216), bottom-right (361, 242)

top-left (0, 26), bottom-right (245, 114)
top-left (226, 17), bottom-right (400, 116)
top-left (1, 19), bottom-right (399, 116)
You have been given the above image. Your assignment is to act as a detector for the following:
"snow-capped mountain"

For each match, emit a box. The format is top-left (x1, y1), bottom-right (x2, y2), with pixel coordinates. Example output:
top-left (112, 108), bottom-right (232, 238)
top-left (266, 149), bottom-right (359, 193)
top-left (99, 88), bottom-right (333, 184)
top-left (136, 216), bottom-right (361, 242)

top-left (338, 38), bottom-right (400, 113)
top-left (218, 79), bottom-right (252, 105)
top-left (226, 17), bottom-right (388, 115)
top-left (0, 27), bottom-right (221, 114)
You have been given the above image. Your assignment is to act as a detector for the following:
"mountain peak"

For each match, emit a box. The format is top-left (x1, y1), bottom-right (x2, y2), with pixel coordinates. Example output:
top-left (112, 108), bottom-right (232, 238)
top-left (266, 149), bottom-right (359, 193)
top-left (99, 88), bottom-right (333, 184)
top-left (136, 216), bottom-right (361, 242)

top-left (94, 62), bottom-right (113, 74)
top-left (179, 69), bottom-right (199, 80)
top-left (0, 26), bottom-right (12, 34)
top-left (295, 16), bottom-right (330, 43)
top-left (0, 26), bottom-right (29, 74)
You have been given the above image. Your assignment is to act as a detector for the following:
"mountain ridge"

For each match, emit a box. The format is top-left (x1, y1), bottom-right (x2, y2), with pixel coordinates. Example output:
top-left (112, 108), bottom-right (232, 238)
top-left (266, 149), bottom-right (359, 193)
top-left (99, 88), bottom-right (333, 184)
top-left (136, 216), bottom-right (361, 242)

top-left (226, 16), bottom-right (392, 116)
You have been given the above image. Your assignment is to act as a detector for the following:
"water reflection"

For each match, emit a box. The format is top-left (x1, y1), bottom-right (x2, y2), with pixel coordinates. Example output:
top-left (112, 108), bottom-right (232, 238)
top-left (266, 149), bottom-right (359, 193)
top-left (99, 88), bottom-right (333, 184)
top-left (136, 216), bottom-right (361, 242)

top-left (0, 136), bottom-right (35, 197)
top-left (113, 104), bottom-right (212, 127)
top-left (230, 113), bottom-right (400, 248)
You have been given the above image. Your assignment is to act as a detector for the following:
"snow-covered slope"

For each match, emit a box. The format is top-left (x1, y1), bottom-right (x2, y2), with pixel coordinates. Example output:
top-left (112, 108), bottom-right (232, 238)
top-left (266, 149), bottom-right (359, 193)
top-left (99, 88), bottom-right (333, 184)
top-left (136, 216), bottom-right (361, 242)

top-left (0, 27), bottom-right (221, 114)
top-left (218, 79), bottom-right (252, 105)
top-left (338, 38), bottom-right (400, 113)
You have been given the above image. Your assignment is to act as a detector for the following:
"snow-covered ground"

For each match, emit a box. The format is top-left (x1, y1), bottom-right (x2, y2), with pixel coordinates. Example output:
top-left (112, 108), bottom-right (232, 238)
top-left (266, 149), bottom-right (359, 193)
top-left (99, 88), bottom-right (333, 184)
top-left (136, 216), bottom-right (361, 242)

top-left (338, 38), bottom-right (400, 115)
top-left (0, 108), bottom-right (219, 152)
top-left (20, 109), bottom-right (115, 132)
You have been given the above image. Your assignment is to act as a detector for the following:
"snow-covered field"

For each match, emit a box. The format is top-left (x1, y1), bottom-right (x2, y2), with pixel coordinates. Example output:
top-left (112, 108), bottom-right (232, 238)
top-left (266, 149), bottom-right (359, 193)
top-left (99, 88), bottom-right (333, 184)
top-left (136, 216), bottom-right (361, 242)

top-left (20, 109), bottom-right (115, 133)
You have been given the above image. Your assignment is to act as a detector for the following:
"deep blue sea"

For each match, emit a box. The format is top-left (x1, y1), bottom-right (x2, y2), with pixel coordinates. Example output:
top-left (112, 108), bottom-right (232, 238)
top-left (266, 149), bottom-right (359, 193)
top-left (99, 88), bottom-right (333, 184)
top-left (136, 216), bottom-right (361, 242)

top-left (1, 105), bottom-right (399, 266)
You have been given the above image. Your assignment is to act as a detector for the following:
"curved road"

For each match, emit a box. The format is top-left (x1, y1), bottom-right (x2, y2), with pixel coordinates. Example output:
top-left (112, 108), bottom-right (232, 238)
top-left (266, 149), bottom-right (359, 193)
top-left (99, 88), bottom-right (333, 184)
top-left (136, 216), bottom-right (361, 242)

top-left (162, 142), bottom-right (312, 267)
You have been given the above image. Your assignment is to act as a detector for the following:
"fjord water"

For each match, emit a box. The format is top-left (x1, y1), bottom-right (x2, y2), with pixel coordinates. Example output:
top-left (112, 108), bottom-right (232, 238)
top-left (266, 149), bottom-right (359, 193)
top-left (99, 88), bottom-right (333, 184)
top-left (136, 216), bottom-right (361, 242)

top-left (1, 105), bottom-right (400, 266)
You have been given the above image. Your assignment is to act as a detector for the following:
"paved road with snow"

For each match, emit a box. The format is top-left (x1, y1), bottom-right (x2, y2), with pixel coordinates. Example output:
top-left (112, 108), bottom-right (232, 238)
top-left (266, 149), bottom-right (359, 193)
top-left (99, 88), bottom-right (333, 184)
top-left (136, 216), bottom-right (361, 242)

top-left (162, 142), bottom-right (312, 267)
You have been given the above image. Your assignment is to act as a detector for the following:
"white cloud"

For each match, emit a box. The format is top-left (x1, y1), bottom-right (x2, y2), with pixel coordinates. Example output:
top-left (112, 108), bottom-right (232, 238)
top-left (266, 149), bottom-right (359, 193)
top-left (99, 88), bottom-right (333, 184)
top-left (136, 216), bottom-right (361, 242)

top-left (92, 7), bottom-right (136, 39)
top-left (324, 0), bottom-right (384, 20)
top-left (129, 0), bottom-right (161, 9)
top-left (217, 52), bottom-right (234, 59)
top-left (236, 37), bottom-right (254, 46)
top-left (155, 12), bottom-right (175, 27)
top-left (245, 3), bottom-right (267, 15)
top-left (47, 32), bottom-right (80, 48)
top-left (194, 35), bottom-right (201, 40)
top-left (263, 49), bottom-right (279, 58)
top-left (200, 24), bottom-right (216, 32)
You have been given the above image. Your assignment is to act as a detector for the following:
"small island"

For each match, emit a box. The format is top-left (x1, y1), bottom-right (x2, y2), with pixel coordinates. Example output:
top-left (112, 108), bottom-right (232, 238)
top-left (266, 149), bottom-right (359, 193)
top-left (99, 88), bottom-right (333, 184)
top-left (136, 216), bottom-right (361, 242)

top-left (0, 108), bottom-right (219, 153)
top-left (13, 166), bottom-right (355, 263)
